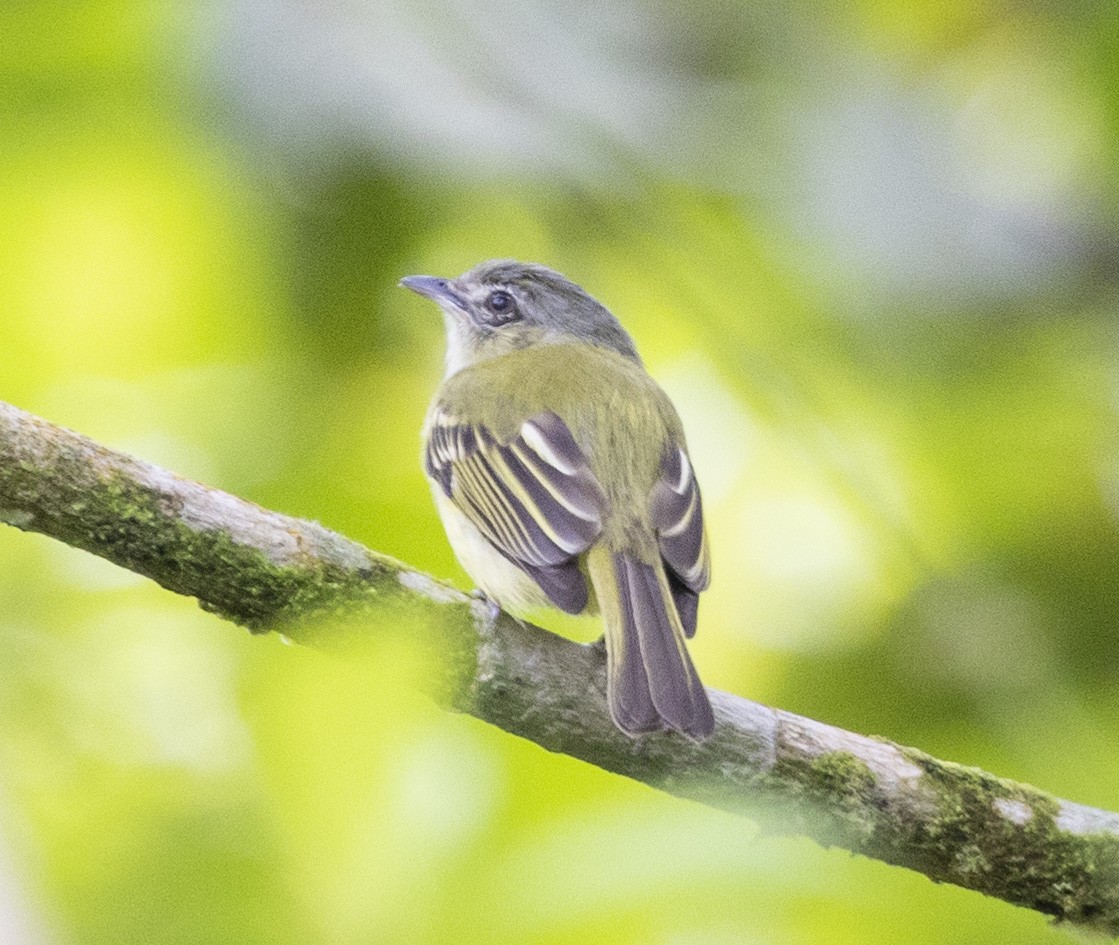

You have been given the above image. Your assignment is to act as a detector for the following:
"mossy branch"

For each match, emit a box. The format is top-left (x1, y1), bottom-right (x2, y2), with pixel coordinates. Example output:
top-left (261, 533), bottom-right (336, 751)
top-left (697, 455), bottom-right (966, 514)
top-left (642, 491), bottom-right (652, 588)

top-left (1, 399), bottom-right (1118, 934)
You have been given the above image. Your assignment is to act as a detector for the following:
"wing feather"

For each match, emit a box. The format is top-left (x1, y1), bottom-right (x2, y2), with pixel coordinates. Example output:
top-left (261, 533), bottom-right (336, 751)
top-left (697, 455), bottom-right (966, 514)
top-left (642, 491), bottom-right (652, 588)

top-left (425, 409), bottom-right (606, 613)
top-left (649, 445), bottom-right (710, 638)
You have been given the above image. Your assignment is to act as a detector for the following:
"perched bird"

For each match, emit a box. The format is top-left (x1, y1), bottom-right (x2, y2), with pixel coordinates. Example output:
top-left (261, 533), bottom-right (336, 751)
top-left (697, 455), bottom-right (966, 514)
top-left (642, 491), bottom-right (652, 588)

top-left (402, 260), bottom-right (714, 740)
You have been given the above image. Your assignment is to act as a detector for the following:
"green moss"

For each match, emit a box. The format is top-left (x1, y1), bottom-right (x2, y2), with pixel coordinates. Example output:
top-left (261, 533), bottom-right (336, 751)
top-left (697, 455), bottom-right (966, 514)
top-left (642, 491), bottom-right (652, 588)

top-left (0, 459), bottom-right (385, 630)
top-left (92, 475), bottom-right (381, 629)
top-left (0, 447), bottom-right (482, 698)
top-left (890, 748), bottom-right (1119, 933)
top-left (768, 751), bottom-right (880, 847)
top-left (756, 741), bottom-right (1119, 934)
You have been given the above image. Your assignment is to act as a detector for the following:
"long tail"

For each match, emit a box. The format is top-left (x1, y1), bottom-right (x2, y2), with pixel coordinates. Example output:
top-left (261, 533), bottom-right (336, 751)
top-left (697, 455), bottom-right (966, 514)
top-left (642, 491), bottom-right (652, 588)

top-left (587, 545), bottom-right (715, 740)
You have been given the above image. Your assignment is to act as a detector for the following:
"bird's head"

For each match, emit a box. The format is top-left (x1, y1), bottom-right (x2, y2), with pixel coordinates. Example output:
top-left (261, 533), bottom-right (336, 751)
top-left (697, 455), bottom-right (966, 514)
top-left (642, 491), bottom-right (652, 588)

top-left (401, 259), bottom-right (640, 376)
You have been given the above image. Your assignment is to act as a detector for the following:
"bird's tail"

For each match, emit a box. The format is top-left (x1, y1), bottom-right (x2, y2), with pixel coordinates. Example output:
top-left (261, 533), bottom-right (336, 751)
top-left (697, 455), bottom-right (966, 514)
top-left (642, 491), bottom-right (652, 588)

top-left (587, 544), bottom-right (715, 740)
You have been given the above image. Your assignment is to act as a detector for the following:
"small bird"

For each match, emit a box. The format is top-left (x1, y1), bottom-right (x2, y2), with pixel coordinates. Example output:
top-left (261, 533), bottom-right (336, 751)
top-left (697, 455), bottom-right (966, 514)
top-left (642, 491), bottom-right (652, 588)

top-left (402, 260), bottom-right (715, 740)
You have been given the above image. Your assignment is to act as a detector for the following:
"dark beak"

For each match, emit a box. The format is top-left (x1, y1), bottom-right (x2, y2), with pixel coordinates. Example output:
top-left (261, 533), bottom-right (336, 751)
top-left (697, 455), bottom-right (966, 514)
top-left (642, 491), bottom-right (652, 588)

top-left (399, 275), bottom-right (467, 311)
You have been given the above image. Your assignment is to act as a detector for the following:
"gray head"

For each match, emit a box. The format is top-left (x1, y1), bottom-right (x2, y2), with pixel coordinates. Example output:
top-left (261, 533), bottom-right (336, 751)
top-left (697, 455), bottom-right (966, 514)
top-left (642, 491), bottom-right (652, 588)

top-left (401, 260), bottom-right (640, 376)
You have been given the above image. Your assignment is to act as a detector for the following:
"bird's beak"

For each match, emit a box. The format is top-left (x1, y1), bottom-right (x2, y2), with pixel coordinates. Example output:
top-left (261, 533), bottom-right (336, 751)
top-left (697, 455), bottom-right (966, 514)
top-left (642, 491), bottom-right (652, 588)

top-left (399, 275), bottom-right (467, 312)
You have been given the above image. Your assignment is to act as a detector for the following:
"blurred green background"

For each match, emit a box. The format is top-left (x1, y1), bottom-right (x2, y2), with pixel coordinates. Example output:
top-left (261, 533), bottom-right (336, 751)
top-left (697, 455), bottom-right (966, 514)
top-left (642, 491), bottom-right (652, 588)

top-left (3, 1), bottom-right (1119, 942)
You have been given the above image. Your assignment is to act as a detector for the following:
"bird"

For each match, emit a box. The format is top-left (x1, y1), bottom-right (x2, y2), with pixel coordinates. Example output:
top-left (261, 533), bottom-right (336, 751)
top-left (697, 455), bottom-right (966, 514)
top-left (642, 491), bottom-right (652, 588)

top-left (401, 260), bottom-right (715, 740)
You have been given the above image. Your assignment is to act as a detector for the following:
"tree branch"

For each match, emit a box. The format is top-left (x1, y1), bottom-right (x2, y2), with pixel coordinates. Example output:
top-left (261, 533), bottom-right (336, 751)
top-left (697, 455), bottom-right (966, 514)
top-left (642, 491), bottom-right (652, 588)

top-left (1, 399), bottom-right (1117, 934)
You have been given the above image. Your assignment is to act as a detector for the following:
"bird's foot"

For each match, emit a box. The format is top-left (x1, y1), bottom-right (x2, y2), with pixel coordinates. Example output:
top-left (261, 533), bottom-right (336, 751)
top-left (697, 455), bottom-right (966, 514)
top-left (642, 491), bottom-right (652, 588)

top-left (470, 588), bottom-right (503, 625)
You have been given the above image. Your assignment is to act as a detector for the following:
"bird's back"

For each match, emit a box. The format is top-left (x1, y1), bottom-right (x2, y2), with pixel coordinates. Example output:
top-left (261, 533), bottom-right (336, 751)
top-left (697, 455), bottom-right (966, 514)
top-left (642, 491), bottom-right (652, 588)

top-left (430, 342), bottom-right (686, 545)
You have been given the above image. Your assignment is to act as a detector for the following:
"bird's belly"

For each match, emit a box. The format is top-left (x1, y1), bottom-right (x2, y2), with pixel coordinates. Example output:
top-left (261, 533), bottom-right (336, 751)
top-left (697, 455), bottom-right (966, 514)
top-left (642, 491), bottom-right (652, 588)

top-left (433, 490), bottom-right (554, 616)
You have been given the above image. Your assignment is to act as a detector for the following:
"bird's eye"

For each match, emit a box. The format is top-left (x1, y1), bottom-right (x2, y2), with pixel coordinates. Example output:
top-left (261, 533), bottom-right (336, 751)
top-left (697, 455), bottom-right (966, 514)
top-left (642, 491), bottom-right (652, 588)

top-left (487, 291), bottom-right (512, 312)
top-left (482, 289), bottom-right (518, 323)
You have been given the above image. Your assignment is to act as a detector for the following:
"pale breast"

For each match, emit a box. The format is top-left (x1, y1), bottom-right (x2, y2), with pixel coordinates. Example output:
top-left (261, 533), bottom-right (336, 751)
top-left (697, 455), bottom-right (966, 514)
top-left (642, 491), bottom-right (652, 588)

top-left (432, 489), bottom-right (555, 616)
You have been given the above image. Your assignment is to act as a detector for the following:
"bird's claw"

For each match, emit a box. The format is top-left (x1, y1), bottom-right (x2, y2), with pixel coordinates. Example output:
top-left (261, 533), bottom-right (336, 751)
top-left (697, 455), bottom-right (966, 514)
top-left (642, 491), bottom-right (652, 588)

top-left (470, 588), bottom-right (502, 625)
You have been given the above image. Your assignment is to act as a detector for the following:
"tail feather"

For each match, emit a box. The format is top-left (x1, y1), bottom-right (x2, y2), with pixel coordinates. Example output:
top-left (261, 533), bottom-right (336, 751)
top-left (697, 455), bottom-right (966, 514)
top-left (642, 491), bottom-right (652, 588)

top-left (593, 549), bottom-right (662, 733)
top-left (589, 547), bottom-right (715, 740)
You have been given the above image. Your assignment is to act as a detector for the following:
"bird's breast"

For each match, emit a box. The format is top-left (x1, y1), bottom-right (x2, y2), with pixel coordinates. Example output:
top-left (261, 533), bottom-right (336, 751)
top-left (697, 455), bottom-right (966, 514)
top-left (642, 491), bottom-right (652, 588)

top-left (432, 488), bottom-right (581, 616)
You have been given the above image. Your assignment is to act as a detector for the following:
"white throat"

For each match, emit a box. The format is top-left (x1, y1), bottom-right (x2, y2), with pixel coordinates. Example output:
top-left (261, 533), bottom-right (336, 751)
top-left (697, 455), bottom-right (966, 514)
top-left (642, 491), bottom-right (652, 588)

top-left (442, 312), bottom-right (471, 378)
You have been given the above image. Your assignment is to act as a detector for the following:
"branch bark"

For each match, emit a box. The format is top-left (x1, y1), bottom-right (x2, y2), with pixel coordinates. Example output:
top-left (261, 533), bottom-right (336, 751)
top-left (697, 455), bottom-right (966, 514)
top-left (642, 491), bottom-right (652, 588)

top-left (1, 399), bottom-right (1117, 934)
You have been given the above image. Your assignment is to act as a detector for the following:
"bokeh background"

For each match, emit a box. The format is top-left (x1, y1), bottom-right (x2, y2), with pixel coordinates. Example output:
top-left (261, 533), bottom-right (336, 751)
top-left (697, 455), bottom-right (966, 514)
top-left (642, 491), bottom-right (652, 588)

top-left (3, 1), bottom-right (1119, 942)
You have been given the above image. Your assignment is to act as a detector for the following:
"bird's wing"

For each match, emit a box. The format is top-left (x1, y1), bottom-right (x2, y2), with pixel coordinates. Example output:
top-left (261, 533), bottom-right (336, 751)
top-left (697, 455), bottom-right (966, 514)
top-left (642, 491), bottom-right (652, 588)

top-left (648, 445), bottom-right (710, 637)
top-left (425, 408), bottom-right (607, 614)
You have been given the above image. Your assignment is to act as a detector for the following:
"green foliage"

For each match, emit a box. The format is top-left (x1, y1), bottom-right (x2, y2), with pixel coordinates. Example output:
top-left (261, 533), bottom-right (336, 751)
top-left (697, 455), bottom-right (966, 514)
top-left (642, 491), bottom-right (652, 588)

top-left (3, 0), bottom-right (1119, 942)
